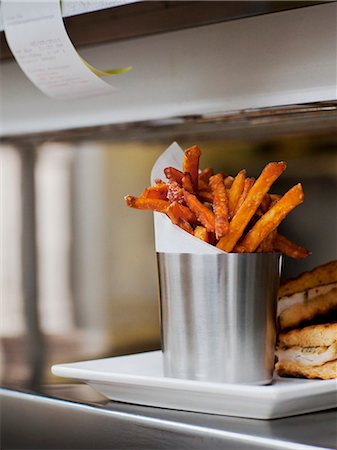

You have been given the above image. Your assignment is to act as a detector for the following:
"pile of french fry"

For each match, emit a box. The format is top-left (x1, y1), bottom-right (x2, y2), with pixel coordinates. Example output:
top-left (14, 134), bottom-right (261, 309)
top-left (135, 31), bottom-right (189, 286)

top-left (125, 145), bottom-right (310, 258)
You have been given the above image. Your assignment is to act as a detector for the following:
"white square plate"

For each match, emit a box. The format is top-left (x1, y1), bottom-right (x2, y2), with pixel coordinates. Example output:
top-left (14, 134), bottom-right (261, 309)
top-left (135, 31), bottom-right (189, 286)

top-left (52, 351), bottom-right (337, 420)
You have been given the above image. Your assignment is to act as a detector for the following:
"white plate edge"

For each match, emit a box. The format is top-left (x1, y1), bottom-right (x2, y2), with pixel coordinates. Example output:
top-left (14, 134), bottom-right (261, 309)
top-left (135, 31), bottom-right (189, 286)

top-left (51, 354), bottom-right (337, 401)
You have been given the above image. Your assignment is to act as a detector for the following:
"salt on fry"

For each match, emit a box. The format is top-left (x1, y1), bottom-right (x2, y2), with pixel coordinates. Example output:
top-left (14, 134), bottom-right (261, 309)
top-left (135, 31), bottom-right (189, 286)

top-left (125, 195), bottom-right (169, 212)
top-left (183, 145), bottom-right (201, 191)
top-left (238, 183), bottom-right (304, 253)
top-left (209, 173), bottom-right (229, 239)
top-left (274, 233), bottom-right (311, 259)
top-left (184, 190), bottom-right (215, 233)
top-left (216, 161), bottom-right (286, 252)
top-left (167, 180), bottom-right (184, 204)
top-left (228, 169), bottom-right (246, 218)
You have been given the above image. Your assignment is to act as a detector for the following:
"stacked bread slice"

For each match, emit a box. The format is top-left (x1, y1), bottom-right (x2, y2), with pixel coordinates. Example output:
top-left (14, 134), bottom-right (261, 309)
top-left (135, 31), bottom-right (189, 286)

top-left (275, 261), bottom-right (337, 379)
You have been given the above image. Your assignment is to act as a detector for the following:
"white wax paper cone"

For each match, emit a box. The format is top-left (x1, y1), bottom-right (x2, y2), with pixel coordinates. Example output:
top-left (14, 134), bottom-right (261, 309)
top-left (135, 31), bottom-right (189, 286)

top-left (151, 142), bottom-right (223, 254)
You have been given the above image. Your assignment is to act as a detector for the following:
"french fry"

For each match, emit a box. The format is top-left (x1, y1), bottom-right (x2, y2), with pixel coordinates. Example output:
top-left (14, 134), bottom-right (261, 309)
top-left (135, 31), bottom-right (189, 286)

top-left (209, 173), bottom-right (229, 239)
top-left (166, 202), bottom-right (195, 234)
top-left (182, 173), bottom-right (194, 193)
top-left (256, 229), bottom-right (277, 253)
top-left (184, 190), bottom-right (215, 233)
top-left (224, 175), bottom-right (234, 189)
top-left (167, 201), bottom-right (197, 224)
top-left (197, 190), bottom-right (214, 203)
top-left (125, 195), bottom-right (169, 212)
top-left (274, 233), bottom-right (311, 259)
top-left (164, 167), bottom-right (184, 185)
top-left (194, 226), bottom-right (210, 243)
top-left (238, 183), bottom-right (304, 253)
top-left (183, 145), bottom-right (201, 191)
top-left (216, 162), bottom-right (286, 252)
top-left (228, 169), bottom-right (246, 218)
top-left (198, 167), bottom-right (213, 191)
top-left (141, 182), bottom-right (168, 200)
top-left (167, 180), bottom-right (184, 204)
top-left (126, 145), bottom-right (308, 259)
top-left (233, 177), bottom-right (255, 216)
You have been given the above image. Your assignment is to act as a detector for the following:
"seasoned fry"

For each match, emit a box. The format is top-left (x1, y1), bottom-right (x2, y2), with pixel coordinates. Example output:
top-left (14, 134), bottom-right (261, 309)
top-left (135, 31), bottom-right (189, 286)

top-left (194, 226), bottom-right (210, 243)
top-left (141, 182), bottom-right (168, 200)
top-left (167, 201), bottom-right (197, 224)
top-left (184, 190), bottom-right (215, 233)
top-left (197, 190), bottom-right (214, 203)
top-left (126, 145), bottom-right (308, 259)
top-left (228, 169), bottom-right (246, 218)
top-left (164, 167), bottom-right (184, 185)
top-left (258, 194), bottom-right (272, 215)
top-left (209, 173), bottom-right (229, 239)
top-left (167, 202), bottom-right (195, 234)
top-left (274, 233), bottom-right (311, 259)
top-left (256, 229), bottom-right (277, 253)
top-left (233, 177), bottom-right (255, 216)
top-left (224, 176), bottom-right (234, 189)
top-left (183, 145), bottom-right (201, 191)
top-left (238, 183), bottom-right (304, 253)
top-left (125, 195), bottom-right (169, 212)
top-left (216, 162), bottom-right (287, 252)
top-left (167, 180), bottom-right (184, 204)
top-left (182, 173), bottom-right (194, 193)
top-left (198, 167), bottom-right (213, 186)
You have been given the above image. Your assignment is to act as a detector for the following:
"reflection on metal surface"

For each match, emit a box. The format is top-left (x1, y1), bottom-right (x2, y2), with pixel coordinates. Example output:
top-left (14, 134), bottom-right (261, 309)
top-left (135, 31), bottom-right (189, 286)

top-left (1, 385), bottom-right (337, 450)
top-left (0, 101), bottom-right (336, 144)
top-left (158, 253), bottom-right (281, 384)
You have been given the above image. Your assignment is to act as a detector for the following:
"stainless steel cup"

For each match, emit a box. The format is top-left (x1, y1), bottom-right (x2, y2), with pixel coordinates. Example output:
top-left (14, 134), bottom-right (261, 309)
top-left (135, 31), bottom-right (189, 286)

top-left (157, 252), bottom-right (282, 385)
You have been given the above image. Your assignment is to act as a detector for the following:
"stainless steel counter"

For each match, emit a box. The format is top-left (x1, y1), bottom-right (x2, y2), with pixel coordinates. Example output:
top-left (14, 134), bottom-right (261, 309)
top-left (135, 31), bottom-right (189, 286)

top-left (1, 384), bottom-right (336, 449)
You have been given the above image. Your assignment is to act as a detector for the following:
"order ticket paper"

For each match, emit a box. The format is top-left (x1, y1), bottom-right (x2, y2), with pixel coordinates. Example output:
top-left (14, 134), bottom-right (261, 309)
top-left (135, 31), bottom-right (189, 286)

top-left (2, 0), bottom-right (116, 100)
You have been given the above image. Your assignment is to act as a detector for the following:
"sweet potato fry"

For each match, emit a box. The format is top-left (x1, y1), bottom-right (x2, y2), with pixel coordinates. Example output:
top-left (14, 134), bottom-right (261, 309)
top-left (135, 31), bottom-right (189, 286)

top-left (256, 229), bottom-right (277, 253)
top-left (216, 161), bottom-right (287, 252)
top-left (198, 167), bottom-right (213, 185)
top-left (125, 195), bottom-right (169, 212)
top-left (166, 202), bottom-right (195, 234)
top-left (164, 167), bottom-right (184, 185)
top-left (194, 226), bottom-right (210, 243)
top-left (167, 180), bottom-right (184, 204)
top-left (184, 190), bottom-right (215, 233)
top-left (228, 169), bottom-right (246, 218)
top-left (224, 176), bottom-right (234, 189)
top-left (141, 182), bottom-right (168, 200)
top-left (209, 173), bottom-right (229, 239)
top-left (233, 177), bottom-right (255, 216)
top-left (183, 145), bottom-right (201, 191)
top-left (167, 201), bottom-right (197, 224)
top-left (197, 190), bottom-right (214, 203)
top-left (238, 183), bottom-right (304, 252)
top-left (273, 233), bottom-right (310, 259)
top-left (182, 173), bottom-right (194, 193)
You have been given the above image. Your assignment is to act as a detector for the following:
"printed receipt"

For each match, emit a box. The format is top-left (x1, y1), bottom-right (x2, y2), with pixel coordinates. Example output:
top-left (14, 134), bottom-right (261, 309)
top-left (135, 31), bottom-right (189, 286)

top-left (2, 0), bottom-right (115, 100)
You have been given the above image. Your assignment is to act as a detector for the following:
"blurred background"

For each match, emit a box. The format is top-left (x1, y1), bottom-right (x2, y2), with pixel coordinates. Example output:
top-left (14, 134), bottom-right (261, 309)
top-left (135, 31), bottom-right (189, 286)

top-left (1, 115), bottom-right (336, 389)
